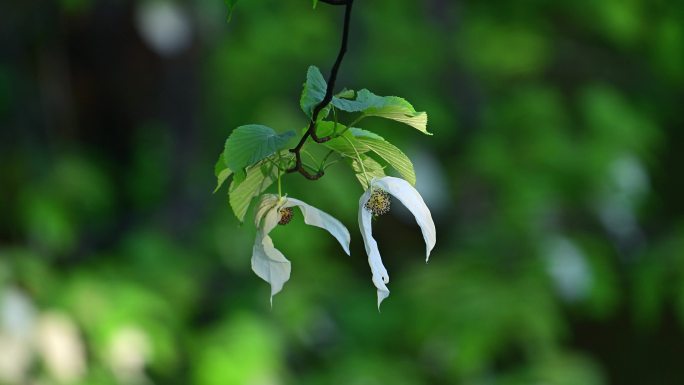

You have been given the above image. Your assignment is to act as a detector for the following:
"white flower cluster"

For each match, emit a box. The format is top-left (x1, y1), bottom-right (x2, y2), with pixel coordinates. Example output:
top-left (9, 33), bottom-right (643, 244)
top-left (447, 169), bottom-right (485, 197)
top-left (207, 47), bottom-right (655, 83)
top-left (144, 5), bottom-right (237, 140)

top-left (251, 176), bottom-right (436, 308)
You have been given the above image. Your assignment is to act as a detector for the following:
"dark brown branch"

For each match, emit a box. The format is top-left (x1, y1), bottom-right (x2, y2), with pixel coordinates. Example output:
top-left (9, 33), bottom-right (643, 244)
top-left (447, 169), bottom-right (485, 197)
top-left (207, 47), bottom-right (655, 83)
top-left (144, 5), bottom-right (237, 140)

top-left (287, 0), bottom-right (353, 180)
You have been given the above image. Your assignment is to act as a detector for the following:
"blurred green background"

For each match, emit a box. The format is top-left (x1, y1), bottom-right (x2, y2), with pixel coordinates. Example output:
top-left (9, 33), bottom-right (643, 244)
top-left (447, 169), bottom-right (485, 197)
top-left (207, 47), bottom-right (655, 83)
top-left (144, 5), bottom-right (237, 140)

top-left (2, 0), bottom-right (684, 384)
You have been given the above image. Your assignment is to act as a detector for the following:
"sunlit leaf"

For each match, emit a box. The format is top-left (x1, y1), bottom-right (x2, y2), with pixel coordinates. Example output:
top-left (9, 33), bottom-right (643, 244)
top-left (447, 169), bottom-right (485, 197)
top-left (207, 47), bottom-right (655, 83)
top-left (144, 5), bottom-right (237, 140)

top-left (349, 154), bottom-right (386, 190)
top-left (316, 121), bottom-right (370, 156)
top-left (353, 129), bottom-right (416, 186)
top-left (356, 89), bottom-right (430, 134)
top-left (336, 88), bottom-right (355, 99)
top-left (229, 162), bottom-right (277, 222)
top-left (349, 127), bottom-right (383, 140)
top-left (214, 153), bottom-right (232, 193)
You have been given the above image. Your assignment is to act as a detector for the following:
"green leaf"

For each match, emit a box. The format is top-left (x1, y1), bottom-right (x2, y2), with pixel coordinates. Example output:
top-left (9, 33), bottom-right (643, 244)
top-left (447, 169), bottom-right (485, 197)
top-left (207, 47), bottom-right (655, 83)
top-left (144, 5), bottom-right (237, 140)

top-left (363, 95), bottom-right (430, 134)
top-left (312, 0), bottom-right (318, 9)
top-left (223, 125), bottom-right (295, 174)
top-left (225, 0), bottom-right (238, 21)
top-left (354, 131), bottom-right (416, 186)
top-left (229, 163), bottom-right (277, 222)
top-left (314, 121), bottom-right (342, 137)
top-left (336, 89), bottom-right (355, 99)
top-left (300, 66), bottom-right (329, 119)
top-left (336, 89), bottom-right (431, 134)
top-left (349, 127), bottom-right (384, 140)
top-left (215, 152), bottom-right (228, 174)
top-left (232, 169), bottom-right (247, 188)
top-left (310, 122), bottom-right (415, 185)
top-left (300, 67), bottom-right (364, 119)
top-left (214, 153), bottom-right (233, 194)
top-left (316, 121), bottom-right (371, 156)
top-left (329, 88), bottom-right (380, 112)
top-left (349, 154), bottom-right (386, 190)
top-left (331, 88), bottom-right (371, 112)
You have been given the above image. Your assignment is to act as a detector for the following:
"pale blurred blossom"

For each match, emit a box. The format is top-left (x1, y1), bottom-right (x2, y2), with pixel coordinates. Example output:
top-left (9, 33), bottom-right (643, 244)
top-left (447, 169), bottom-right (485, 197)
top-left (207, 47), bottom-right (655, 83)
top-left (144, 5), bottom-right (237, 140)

top-left (106, 326), bottom-right (151, 384)
top-left (135, 1), bottom-right (193, 57)
top-left (36, 312), bottom-right (86, 384)
top-left (544, 236), bottom-right (592, 302)
top-left (0, 286), bottom-right (37, 384)
top-left (596, 154), bottom-right (648, 245)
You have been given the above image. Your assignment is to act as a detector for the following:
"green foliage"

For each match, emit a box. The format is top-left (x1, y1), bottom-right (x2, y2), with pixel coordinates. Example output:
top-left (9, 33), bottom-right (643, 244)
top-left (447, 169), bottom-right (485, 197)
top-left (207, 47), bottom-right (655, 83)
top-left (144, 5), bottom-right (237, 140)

top-left (300, 66), bottom-right (430, 136)
top-left (315, 121), bottom-right (370, 155)
top-left (221, 63), bottom-right (429, 217)
top-left (193, 314), bottom-right (281, 385)
top-left (309, 124), bottom-right (416, 188)
top-left (340, 89), bottom-right (431, 135)
top-left (213, 153), bottom-right (232, 193)
top-left (354, 130), bottom-right (416, 186)
top-left (458, 19), bottom-right (550, 78)
top-left (229, 159), bottom-right (278, 222)
top-left (362, 96), bottom-right (429, 134)
top-left (223, 125), bottom-right (295, 175)
top-left (300, 66), bottom-right (329, 119)
top-left (349, 154), bottom-right (386, 190)
top-left (224, 0), bottom-right (238, 21)
top-left (4, 0), bottom-right (684, 384)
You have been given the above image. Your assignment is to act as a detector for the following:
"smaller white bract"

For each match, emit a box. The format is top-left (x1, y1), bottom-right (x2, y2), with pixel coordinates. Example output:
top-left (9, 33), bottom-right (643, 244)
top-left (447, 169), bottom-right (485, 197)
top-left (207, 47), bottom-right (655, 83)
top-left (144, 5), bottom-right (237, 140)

top-left (358, 176), bottom-right (437, 309)
top-left (252, 194), bottom-right (351, 304)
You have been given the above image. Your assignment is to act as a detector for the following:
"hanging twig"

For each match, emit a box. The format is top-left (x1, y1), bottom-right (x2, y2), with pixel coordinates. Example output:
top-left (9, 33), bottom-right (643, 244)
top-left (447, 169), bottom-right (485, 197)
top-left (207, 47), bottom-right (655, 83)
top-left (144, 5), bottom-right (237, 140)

top-left (287, 0), bottom-right (354, 180)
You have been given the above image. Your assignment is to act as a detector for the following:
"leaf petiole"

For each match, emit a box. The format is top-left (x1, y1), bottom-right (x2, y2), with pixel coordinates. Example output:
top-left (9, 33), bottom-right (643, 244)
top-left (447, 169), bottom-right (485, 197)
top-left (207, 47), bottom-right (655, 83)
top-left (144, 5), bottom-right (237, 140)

top-left (336, 114), bottom-right (365, 137)
top-left (276, 153), bottom-right (283, 197)
top-left (347, 114), bottom-right (366, 129)
top-left (340, 134), bottom-right (369, 187)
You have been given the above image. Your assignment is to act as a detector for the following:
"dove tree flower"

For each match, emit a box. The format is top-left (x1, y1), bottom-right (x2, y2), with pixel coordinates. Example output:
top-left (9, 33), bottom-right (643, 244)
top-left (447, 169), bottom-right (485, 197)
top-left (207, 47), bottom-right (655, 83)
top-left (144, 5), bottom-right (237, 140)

top-left (359, 176), bottom-right (436, 308)
top-left (252, 194), bottom-right (351, 303)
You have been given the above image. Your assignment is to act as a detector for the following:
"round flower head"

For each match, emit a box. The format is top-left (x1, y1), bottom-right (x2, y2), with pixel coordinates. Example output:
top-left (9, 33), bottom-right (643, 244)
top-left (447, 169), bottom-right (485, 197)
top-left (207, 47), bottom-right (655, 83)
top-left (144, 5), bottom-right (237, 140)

top-left (358, 176), bottom-right (436, 309)
top-left (252, 194), bottom-right (351, 305)
top-left (364, 189), bottom-right (391, 217)
top-left (278, 207), bottom-right (294, 225)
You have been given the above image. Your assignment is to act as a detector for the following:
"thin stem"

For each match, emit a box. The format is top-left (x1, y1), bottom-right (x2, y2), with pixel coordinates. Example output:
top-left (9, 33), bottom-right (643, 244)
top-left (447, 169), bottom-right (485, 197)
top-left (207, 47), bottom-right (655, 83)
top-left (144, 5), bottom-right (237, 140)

top-left (323, 158), bottom-right (342, 170)
top-left (303, 161), bottom-right (319, 172)
top-left (332, 106), bottom-right (339, 134)
top-left (320, 150), bottom-right (335, 169)
top-left (335, 114), bottom-right (365, 137)
top-left (346, 114), bottom-right (365, 130)
top-left (276, 152), bottom-right (283, 197)
top-left (302, 149), bottom-right (318, 166)
top-left (265, 156), bottom-right (286, 171)
top-left (287, 0), bottom-right (354, 180)
top-left (340, 134), bottom-right (369, 187)
top-left (277, 169), bottom-right (282, 197)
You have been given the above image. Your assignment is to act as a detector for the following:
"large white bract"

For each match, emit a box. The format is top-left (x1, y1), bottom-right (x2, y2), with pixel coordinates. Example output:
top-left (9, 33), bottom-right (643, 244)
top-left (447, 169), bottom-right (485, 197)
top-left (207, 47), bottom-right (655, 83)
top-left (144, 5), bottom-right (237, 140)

top-left (358, 176), bottom-right (437, 309)
top-left (252, 194), bottom-right (351, 304)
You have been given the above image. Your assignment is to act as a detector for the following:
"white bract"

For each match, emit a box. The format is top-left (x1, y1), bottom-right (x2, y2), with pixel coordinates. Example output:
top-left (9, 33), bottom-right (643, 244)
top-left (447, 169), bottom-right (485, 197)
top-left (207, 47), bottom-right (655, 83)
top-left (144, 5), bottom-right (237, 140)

top-left (252, 194), bottom-right (351, 304)
top-left (358, 176), bottom-right (436, 308)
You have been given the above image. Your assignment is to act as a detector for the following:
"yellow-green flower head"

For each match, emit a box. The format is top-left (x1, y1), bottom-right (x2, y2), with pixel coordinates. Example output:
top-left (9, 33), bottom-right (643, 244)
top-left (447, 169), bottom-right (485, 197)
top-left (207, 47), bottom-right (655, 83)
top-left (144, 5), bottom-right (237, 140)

top-left (364, 188), bottom-right (391, 217)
